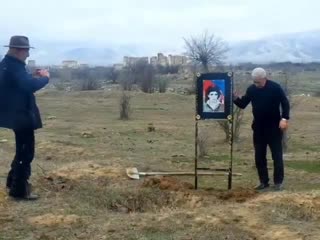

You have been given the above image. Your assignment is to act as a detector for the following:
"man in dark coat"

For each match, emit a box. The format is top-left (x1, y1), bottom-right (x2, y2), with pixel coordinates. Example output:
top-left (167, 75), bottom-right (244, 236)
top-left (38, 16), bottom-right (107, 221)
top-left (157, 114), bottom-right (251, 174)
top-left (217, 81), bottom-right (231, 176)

top-left (0, 36), bottom-right (49, 200)
top-left (233, 67), bottom-right (290, 191)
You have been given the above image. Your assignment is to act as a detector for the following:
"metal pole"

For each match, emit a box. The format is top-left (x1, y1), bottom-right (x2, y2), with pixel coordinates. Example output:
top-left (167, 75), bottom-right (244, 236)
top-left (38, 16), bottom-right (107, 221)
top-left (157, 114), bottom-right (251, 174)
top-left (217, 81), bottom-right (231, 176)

top-left (228, 117), bottom-right (234, 190)
top-left (195, 119), bottom-right (198, 189)
top-left (228, 73), bottom-right (234, 190)
top-left (194, 72), bottom-right (200, 190)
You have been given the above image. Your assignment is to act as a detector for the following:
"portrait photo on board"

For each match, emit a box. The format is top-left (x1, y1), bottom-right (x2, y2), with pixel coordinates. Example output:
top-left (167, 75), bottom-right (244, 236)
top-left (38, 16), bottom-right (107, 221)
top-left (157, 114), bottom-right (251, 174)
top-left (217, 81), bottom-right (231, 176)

top-left (203, 79), bottom-right (225, 113)
top-left (196, 72), bottom-right (232, 120)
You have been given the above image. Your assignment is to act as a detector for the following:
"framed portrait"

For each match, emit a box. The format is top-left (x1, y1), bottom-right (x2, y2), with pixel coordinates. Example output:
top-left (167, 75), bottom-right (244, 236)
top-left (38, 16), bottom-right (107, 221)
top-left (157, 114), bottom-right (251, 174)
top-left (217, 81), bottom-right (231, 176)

top-left (196, 72), bottom-right (233, 120)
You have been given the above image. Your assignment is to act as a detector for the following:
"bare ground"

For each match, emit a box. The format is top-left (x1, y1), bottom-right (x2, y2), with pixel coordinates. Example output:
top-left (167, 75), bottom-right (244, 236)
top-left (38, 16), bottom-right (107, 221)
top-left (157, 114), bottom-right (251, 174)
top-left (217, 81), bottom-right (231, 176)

top-left (0, 90), bottom-right (319, 240)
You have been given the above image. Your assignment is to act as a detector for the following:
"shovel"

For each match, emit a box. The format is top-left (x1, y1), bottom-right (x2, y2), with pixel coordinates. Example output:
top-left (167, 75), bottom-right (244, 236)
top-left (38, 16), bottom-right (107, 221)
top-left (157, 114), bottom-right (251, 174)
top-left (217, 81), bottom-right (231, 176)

top-left (126, 167), bottom-right (242, 180)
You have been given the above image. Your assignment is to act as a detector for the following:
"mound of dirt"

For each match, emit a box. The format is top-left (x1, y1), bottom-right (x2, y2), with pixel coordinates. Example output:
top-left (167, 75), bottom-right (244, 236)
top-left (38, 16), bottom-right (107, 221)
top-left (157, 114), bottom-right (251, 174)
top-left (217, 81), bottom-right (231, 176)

top-left (27, 214), bottom-right (80, 227)
top-left (216, 188), bottom-right (258, 203)
top-left (142, 176), bottom-right (194, 191)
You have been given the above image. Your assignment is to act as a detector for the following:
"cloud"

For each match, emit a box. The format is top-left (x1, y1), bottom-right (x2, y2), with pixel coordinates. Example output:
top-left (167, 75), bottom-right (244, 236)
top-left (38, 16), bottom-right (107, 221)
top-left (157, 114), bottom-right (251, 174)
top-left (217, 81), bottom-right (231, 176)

top-left (1, 0), bottom-right (319, 44)
top-left (1, 0), bottom-right (319, 64)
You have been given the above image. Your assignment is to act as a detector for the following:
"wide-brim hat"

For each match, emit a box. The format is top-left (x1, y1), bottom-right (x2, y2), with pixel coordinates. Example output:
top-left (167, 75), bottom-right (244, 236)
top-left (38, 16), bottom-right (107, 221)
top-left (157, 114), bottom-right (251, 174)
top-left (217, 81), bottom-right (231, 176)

top-left (4, 35), bottom-right (34, 49)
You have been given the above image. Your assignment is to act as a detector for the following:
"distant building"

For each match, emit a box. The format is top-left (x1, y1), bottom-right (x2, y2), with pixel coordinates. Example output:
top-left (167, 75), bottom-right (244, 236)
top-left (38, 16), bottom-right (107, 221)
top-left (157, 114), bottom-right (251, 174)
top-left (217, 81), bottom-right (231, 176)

top-left (62, 60), bottom-right (78, 68)
top-left (27, 60), bottom-right (36, 68)
top-left (123, 53), bottom-right (188, 67)
top-left (168, 55), bottom-right (187, 65)
top-left (113, 63), bottom-right (124, 70)
top-left (157, 53), bottom-right (168, 66)
top-left (79, 63), bottom-right (89, 68)
top-left (150, 56), bottom-right (158, 66)
top-left (123, 56), bottom-right (149, 66)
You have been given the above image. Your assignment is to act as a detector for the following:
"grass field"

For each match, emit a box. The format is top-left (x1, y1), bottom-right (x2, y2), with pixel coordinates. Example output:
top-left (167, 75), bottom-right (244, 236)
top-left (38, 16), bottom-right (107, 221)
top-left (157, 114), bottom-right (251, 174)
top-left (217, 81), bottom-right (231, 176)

top-left (0, 75), bottom-right (319, 239)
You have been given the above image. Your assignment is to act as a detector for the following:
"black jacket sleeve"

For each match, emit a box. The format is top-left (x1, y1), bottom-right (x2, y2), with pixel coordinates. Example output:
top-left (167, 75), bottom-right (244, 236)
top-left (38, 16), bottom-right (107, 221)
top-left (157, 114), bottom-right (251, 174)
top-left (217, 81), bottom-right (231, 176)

top-left (13, 66), bottom-right (49, 93)
top-left (233, 87), bottom-right (251, 109)
top-left (279, 86), bottom-right (290, 120)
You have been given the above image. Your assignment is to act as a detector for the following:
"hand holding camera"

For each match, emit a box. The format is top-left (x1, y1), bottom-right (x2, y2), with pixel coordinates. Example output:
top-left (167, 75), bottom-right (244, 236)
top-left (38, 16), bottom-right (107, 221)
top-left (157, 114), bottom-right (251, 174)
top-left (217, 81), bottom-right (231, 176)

top-left (34, 69), bottom-right (50, 79)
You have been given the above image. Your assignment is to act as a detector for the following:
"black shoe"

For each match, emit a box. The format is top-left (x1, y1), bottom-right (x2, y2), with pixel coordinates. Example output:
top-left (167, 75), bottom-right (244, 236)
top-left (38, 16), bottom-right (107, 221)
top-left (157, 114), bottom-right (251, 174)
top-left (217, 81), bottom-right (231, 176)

top-left (6, 171), bottom-right (13, 189)
top-left (9, 181), bottom-right (38, 201)
top-left (10, 192), bottom-right (39, 201)
top-left (254, 183), bottom-right (270, 191)
top-left (274, 184), bottom-right (283, 191)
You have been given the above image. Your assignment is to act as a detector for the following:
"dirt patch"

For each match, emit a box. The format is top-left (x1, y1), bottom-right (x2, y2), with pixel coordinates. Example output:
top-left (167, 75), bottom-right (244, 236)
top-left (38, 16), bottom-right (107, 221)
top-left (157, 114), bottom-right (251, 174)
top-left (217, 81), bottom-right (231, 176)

top-left (279, 195), bottom-right (320, 212)
top-left (228, 202), bottom-right (308, 240)
top-left (216, 187), bottom-right (258, 203)
top-left (37, 141), bottom-right (86, 159)
top-left (141, 177), bottom-right (209, 208)
top-left (142, 176), bottom-right (194, 191)
top-left (27, 213), bottom-right (81, 227)
top-left (74, 183), bottom-right (176, 213)
top-left (0, 188), bottom-right (7, 204)
top-left (38, 162), bottom-right (127, 193)
top-left (70, 176), bottom-right (205, 214)
top-left (261, 227), bottom-right (304, 240)
top-left (251, 192), bottom-right (320, 206)
top-left (107, 188), bottom-right (206, 212)
top-left (51, 162), bottom-right (126, 180)
top-left (141, 177), bottom-right (258, 206)
top-left (40, 175), bottom-right (76, 193)
top-left (172, 192), bottom-right (206, 208)
top-left (0, 189), bottom-right (12, 224)
top-left (257, 192), bottom-right (320, 221)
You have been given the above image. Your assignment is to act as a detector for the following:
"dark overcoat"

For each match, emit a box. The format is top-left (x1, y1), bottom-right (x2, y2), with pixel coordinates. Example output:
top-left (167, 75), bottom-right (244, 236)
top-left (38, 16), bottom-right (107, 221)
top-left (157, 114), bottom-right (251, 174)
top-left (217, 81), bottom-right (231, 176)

top-left (0, 55), bottom-right (49, 130)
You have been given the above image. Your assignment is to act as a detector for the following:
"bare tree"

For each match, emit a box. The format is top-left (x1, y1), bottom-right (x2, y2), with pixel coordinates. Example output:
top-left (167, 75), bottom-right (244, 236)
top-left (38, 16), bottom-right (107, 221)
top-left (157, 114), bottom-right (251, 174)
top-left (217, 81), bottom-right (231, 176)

top-left (74, 69), bottom-right (101, 91)
top-left (217, 107), bottom-right (244, 142)
top-left (184, 31), bottom-right (245, 142)
top-left (212, 71), bottom-right (248, 142)
top-left (119, 68), bottom-right (134, 91)
top-left (278, 71), bottom-right (297, 153)
top-left (59, 68), bottom-right (72, 82)
top-left (78, 76), bottom-right (101, 91)
top-left (184, 31), bottom-right (229, 72)
top-left (198, 130), bottom-right (209, 158)
top-left (128, 62), bottom-right (155, 93)
top-left (156, 76), bottom-right (169, 93)
top-left (139, 64), bottom-right (155, 93)
top-left (119, 91), bottom-right (131, 120)
top-left (110, 67), bottom-right (120, 84)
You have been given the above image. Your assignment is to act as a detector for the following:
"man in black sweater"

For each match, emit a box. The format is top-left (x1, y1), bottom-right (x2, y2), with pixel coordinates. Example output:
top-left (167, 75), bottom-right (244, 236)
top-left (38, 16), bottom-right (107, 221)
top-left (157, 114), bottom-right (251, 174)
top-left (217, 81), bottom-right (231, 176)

top-left (233, 67), bottom-right (290, 191)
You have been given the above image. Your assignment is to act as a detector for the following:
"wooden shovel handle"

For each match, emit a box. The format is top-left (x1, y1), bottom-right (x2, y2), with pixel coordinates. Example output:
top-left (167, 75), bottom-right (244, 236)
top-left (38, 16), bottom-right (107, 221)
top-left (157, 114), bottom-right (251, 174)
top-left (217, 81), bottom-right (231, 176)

top-left (139, 172), bottom-right (242, 176)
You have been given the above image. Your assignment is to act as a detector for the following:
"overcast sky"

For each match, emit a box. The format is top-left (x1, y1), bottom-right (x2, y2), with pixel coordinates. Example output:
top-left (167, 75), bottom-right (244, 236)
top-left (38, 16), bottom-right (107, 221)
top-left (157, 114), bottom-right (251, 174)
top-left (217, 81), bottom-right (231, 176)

top-left (1, 0), bottom-right (319, 43)
top-left (0, 0), bottom-right (319, 63)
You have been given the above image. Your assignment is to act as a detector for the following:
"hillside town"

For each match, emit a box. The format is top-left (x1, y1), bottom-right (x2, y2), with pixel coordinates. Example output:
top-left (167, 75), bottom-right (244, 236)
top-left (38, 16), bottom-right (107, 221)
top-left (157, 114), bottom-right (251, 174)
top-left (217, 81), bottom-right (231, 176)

top-left (0, 52), bottom-right (188, 70)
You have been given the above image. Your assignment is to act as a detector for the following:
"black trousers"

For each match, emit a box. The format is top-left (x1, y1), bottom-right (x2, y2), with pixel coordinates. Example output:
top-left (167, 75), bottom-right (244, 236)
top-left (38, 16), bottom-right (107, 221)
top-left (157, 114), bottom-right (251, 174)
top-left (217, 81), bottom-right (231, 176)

top-left (6, 129), bottom-right (35, 196)
top-left (253, 127), bottom-right (284, 185)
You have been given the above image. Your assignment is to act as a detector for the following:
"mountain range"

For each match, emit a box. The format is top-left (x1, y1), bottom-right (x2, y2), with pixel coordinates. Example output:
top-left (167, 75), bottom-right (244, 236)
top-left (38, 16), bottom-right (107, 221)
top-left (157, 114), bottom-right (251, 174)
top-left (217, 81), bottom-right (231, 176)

top-left (227, 30), bottom-right (320, 64)
top-left (1, 30), bottom-right (320, 65)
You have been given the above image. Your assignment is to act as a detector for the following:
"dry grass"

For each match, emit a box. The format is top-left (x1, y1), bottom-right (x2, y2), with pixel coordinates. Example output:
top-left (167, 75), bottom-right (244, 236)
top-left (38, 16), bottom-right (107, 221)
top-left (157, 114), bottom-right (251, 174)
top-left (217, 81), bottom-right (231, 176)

top-left (264, 194), bottom-right (320, 221)
top-left (0, 82), bottom-right (319, 239)
top-left (197, 130), bottom-right (210, 158)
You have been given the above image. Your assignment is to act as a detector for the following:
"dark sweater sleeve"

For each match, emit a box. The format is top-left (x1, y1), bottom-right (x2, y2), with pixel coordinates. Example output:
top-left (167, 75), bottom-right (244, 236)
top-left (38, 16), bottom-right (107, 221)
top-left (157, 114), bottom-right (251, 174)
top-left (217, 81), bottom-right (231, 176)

top-left (233, 87), bottom-right (251, 109)
top-left (14, 67), bottom-right (49, 93)
top-left (279, 86), bottom-right (290, 120)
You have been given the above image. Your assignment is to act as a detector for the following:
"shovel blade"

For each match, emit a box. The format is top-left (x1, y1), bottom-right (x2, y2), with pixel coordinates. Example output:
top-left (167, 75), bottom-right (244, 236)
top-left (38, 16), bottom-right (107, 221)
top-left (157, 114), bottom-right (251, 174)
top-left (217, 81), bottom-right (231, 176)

top-left (126, 167), bottom-right (140, 180)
